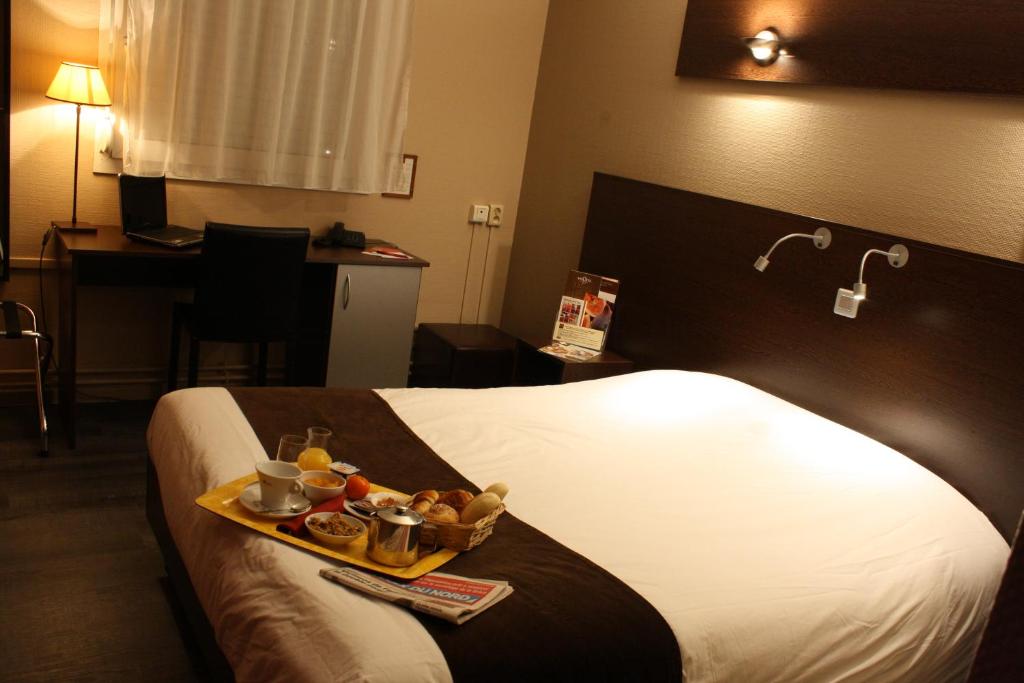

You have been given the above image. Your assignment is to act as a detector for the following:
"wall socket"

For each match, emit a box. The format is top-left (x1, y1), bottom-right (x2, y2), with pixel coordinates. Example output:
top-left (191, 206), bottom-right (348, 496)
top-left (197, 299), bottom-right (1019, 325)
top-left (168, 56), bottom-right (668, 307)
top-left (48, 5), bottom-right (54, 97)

top-left (469, 204), bottom-right (490, 224)
top-left (487, 204), bottom-right (504, 227)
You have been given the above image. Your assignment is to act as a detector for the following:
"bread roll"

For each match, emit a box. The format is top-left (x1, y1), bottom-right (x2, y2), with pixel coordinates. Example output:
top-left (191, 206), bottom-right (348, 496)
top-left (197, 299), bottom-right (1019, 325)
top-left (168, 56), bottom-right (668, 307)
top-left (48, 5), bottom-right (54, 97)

top-left (484, 482), bottom-right (509, 500)
top-left (411, 490), bottom-right (438, 514)
top-left (436, 489), bottom-right (474, 513)
top-left (424, 503), bottom-right (459, 524)
top-left (460, 492), bottom-right (501, 524)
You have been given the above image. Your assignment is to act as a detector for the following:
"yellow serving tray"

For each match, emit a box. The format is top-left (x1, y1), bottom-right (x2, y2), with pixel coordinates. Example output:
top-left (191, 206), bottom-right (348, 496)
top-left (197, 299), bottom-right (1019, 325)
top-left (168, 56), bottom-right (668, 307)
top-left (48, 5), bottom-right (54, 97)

top-left (195, 473), bottom-right (459, 579)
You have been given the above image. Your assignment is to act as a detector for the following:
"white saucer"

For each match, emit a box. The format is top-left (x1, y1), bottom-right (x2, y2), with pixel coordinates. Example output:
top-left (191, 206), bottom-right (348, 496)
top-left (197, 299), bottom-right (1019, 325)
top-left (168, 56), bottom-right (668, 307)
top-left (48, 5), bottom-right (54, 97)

top-left (238, 482), bottom-right (312, 519)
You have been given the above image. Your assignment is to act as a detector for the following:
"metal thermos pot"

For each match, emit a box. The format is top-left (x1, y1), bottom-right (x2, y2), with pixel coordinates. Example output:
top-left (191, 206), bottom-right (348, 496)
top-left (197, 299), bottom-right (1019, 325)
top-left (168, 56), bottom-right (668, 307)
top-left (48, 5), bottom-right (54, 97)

top-left (367, 505), bottom-right (424, 567)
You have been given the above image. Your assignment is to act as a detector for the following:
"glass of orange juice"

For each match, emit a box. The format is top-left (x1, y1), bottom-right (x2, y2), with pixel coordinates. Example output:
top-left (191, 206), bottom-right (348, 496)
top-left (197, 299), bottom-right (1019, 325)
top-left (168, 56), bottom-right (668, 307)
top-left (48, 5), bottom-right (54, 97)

top-left (297, 427), bottom-right (333, 471)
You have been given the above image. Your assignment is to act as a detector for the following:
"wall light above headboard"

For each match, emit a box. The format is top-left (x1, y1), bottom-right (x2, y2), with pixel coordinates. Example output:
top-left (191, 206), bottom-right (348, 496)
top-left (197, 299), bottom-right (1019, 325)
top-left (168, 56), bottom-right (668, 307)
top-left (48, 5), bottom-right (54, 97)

top-left (834, 245), bottom-right (909, 319)
top-left (753, 227), bottom-right (831, 272)
top-left (743, 28), bottom-right (785, 66)
top-left (676, 0), bottom-right (1024, 96)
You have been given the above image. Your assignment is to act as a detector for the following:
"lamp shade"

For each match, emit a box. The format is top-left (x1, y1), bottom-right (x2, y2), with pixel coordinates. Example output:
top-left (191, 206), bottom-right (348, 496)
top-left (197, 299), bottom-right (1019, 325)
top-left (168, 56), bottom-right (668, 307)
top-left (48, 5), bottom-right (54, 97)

top-left (45, 62), bottom-right (111, 106)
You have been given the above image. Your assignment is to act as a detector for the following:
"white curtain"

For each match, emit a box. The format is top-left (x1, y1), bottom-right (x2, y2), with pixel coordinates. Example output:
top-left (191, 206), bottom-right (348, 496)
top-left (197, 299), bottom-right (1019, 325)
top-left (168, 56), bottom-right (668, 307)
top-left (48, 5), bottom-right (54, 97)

top-left (100, 0), bottom-right (413, 194)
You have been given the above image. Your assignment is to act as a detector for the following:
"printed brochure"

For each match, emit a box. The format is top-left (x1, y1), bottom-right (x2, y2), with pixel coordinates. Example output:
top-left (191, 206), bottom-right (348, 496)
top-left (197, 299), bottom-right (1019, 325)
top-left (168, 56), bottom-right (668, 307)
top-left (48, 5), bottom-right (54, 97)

top-left (320, 567), bottom-right (513, 625)
top-left (546, 269), bottom-right (619, 357)
top-left (536, 341), bottom-right (600, 361)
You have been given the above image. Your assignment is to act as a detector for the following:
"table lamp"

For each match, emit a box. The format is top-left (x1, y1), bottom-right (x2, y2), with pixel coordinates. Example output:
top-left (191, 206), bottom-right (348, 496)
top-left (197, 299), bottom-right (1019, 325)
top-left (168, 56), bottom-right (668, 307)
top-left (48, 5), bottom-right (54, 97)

top-left (45, 61), bottom-right (112, 229)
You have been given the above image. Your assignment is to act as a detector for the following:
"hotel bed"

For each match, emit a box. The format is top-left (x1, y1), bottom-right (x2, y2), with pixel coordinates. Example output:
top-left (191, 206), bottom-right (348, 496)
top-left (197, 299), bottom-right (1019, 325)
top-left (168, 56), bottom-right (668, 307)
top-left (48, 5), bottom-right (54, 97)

top-left (148, 374), bottom-right (1006, 682)
top-left (147, 174), bottom-right (1023, 681)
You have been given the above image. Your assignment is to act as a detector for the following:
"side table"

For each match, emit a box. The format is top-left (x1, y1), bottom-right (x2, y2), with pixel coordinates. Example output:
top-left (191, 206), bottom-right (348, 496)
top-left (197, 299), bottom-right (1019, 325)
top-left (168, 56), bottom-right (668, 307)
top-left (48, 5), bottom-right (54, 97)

top-left (409, 323), bottom-right (517, 388)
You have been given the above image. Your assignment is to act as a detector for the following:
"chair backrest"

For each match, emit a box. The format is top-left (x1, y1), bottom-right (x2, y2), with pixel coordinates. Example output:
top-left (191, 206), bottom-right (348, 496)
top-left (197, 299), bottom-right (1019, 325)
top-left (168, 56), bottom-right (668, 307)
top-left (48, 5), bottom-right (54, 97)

top-left (192, 223), bottom-right (310, 342)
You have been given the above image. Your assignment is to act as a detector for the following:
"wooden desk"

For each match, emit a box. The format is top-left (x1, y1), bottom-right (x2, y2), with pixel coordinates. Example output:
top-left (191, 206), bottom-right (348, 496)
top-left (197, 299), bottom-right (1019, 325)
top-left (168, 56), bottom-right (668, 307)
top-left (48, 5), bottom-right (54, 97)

top-left (55, 225), bottom-right (428, 447)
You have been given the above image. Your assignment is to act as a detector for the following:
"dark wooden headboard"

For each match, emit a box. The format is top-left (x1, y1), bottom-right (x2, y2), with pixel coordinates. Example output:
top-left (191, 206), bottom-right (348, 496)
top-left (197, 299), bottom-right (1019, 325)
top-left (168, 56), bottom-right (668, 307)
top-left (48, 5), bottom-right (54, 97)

top-left (580, 173), bottom-right (1024, 542)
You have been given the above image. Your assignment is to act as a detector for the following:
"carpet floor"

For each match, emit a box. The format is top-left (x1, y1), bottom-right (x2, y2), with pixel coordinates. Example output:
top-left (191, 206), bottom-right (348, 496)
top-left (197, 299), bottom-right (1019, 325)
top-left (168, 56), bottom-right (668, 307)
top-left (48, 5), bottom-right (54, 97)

top-left (0, 401), bottom-right (202, 682)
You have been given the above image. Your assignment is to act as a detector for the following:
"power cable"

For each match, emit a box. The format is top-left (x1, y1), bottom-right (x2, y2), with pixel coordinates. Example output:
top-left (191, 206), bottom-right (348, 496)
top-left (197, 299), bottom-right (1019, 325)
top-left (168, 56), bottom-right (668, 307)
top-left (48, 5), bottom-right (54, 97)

top-left (475, 224), bottom-right (494, 324)
top-left (458, 222), bottom-right (477, 323)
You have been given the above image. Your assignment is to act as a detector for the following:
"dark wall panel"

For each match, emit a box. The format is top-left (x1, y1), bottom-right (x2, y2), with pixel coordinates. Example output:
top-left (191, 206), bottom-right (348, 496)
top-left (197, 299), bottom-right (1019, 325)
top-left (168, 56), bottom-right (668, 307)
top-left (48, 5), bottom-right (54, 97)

top-left (676, 0), bottom-right (1024, 95)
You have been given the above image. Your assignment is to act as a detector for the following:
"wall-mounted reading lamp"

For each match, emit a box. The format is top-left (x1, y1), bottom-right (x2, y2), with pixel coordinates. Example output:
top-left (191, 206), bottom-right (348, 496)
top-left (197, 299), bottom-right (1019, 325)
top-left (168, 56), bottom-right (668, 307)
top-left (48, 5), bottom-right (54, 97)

top-left (753, 227), bottom-right (831, 272)
top-left (834, 245), bottom-right (909, 318)
top-left (744, 28), bottom-right (785, 66)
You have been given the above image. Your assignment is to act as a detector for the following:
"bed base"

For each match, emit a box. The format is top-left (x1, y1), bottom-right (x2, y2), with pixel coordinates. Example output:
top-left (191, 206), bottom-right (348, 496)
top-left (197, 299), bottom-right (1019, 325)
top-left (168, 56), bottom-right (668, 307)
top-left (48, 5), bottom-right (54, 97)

top-left (146, 457), bottom-right (234, 682)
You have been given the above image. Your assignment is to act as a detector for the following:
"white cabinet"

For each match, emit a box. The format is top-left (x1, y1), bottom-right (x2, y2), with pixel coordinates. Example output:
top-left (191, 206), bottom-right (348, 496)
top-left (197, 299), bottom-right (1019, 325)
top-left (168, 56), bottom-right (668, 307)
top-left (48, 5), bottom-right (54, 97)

top-left (325, 263), bottom-right (423, 388)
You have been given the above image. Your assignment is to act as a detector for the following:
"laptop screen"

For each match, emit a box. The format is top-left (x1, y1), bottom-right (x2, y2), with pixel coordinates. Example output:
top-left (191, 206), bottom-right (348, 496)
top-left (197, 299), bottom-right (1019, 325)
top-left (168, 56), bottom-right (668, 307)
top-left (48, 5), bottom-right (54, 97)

top-left (119, 174), bottom-right (168, 234)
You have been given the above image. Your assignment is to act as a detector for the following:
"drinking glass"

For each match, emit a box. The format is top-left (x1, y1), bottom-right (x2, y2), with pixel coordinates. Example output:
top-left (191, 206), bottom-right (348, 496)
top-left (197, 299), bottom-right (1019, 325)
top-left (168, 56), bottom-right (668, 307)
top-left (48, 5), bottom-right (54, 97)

top-left (307, 426), bottom-right (332, 451)
top-left (276, 434), bottom-right (308, 463)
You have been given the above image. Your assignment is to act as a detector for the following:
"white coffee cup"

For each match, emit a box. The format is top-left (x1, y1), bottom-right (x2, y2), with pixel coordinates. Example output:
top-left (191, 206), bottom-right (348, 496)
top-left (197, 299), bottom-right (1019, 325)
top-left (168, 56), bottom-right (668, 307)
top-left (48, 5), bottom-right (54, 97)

top-left (256, 460), bottom-right (304, 509)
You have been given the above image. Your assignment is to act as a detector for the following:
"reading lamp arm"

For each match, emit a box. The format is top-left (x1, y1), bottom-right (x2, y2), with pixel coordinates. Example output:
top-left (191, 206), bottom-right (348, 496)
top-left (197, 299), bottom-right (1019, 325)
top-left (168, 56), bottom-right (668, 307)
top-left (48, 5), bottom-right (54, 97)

top-left (754, 227), bottom-right (832, 272)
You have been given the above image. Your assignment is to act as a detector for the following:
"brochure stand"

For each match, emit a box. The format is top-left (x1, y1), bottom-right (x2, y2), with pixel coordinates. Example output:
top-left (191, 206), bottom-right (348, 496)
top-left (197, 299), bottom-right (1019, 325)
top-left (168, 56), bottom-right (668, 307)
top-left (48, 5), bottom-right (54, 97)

top-left (540, 270), bottom-right (620, 361)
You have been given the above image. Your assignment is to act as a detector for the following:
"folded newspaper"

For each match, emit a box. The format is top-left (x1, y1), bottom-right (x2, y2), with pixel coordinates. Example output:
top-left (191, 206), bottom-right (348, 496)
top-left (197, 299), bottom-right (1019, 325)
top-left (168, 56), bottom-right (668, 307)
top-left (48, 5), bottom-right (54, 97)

top-left (320, 567), bottom-right (513, 625)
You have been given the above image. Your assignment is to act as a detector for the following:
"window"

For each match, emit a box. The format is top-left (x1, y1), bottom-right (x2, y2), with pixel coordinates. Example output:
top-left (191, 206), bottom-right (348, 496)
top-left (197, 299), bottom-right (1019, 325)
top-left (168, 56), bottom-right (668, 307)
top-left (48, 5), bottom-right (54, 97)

top-left (99, 0), bottom-right (413, 194)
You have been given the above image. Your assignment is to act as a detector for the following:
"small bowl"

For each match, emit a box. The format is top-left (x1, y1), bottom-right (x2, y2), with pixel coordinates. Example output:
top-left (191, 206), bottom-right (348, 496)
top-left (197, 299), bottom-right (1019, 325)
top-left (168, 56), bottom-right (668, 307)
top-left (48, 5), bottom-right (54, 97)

top-left (300, 471), bottom-right (347, 506)
top-left (305, 512), bottom-right (366, 547)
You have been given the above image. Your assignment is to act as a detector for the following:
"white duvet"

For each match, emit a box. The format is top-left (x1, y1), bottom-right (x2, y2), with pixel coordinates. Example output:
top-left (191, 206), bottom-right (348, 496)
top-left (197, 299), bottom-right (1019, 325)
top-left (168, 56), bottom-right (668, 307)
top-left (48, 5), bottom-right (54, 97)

top-left (147, 371), bottom-right (1008, 682)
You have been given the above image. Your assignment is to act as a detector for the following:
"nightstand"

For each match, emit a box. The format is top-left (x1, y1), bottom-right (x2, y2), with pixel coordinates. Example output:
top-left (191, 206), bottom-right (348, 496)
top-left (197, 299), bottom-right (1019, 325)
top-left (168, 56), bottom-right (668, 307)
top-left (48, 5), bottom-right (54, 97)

top-left (409, 323), bottom-right (517, 388)
top-left (513, 336), bottom-right (634, 386)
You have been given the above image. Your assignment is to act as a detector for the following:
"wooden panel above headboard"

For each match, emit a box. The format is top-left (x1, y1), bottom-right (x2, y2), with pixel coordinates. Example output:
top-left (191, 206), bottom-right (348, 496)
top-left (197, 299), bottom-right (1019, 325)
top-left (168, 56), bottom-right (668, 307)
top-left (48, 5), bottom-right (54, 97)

top-left (676, 0), bottom-right (1024, 95)
top-left (580, 173), bottom-right (1024, 541)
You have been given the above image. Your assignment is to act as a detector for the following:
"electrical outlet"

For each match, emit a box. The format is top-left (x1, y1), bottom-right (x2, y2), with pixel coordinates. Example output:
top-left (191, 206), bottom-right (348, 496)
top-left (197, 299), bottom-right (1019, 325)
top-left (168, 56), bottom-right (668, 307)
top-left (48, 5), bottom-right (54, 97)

top-left (469, 204), bottom-right (489, 224)
top-left (487, 204), bottom-right (504, 227)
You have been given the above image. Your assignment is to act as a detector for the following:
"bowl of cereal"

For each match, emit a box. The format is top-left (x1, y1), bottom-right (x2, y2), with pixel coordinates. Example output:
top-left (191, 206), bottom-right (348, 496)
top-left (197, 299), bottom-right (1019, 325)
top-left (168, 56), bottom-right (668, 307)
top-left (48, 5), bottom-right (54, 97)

top-left (305, 512), bottom-right (366, 547)
top-left (300, 471), bottom-right (347, 505)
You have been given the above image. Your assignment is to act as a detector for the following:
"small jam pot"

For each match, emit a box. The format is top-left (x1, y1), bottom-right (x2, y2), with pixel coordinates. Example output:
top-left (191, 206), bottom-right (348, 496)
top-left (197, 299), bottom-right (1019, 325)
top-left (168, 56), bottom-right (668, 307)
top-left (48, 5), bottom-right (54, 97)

top-left (329, 462), bottom-right (360, 476)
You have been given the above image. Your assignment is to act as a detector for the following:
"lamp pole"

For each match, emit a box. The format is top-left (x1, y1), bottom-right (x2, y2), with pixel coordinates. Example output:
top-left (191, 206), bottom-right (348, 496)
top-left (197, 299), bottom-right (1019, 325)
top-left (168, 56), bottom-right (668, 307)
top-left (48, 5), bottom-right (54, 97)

top-left (72, 103), bottom-right (81, 225)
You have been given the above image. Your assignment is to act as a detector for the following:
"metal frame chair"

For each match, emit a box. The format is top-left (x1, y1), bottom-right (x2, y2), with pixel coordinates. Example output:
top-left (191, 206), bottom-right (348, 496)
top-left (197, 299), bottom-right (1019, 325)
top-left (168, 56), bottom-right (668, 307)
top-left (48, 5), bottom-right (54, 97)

top-left (1, 301), bottom-right (51, 455)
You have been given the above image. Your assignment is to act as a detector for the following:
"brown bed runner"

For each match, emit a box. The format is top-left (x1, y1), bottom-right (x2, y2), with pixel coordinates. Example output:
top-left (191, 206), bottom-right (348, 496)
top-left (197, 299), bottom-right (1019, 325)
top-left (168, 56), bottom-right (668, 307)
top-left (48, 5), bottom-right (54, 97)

top-left (228, 387), bottom-right (682, 682)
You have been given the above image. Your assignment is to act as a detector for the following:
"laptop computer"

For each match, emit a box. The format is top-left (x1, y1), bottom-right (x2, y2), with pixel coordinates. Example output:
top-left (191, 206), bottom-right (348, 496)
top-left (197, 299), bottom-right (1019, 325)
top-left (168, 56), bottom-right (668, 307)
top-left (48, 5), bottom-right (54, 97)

top-left (118, 174), bottom-right (204, 248)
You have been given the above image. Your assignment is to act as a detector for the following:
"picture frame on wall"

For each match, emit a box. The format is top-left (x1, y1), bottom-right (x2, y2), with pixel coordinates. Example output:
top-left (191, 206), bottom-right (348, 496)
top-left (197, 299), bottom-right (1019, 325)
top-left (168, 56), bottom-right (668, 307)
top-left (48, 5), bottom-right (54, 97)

top-left (384, 154), bottom-right (418, 199)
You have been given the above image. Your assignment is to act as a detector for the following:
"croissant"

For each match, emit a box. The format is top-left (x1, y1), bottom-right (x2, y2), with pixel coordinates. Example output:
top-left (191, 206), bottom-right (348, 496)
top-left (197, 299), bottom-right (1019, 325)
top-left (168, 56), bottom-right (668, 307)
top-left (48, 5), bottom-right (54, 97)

top-left (411, 489), bottom-right (439, 514)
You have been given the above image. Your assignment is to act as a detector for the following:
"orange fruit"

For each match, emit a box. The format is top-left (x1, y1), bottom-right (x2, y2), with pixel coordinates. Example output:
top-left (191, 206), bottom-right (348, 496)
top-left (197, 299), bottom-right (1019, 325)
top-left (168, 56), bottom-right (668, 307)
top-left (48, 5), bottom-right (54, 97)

top-left (345, 475), bottom-right (370, 500)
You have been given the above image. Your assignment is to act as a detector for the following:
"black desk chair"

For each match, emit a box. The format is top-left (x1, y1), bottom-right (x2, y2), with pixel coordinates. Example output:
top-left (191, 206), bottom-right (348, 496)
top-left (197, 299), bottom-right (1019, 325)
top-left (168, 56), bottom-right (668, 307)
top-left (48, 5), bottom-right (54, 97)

top-left (167, 223), bottom-right (310, 391)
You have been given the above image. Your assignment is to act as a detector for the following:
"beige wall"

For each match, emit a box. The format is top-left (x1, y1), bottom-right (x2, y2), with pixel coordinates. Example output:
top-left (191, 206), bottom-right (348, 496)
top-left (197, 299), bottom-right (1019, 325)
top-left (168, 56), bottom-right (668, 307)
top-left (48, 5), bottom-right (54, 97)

top-left (502, 0), bottom-right (1024, 340)
top-left (1, 0), bottom-right (548, 397)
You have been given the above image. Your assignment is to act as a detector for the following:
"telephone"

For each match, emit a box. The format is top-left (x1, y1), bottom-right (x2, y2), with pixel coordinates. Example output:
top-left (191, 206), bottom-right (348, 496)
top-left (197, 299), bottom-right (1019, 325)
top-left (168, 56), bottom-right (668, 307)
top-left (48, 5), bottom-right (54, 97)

top-left (314, 222), bottom-right (366, 249)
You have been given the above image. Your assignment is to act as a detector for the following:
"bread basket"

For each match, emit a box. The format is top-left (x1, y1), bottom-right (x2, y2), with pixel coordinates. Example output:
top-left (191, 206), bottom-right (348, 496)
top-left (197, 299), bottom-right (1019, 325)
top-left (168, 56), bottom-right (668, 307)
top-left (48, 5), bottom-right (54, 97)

top-left (421, 502), bottom-right (505, 552)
